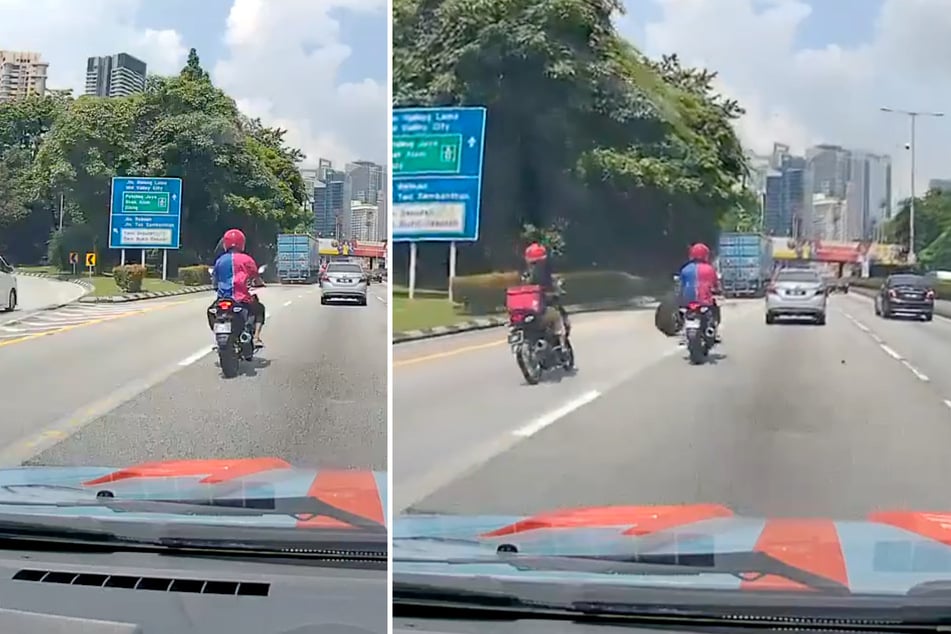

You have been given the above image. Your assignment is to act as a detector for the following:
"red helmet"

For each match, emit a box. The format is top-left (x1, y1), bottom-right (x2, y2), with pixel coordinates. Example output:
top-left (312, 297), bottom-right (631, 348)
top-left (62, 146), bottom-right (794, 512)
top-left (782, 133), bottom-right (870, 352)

top-left (524, 242), bottom-right (547, 263)
top-left (222, 228), bottom-right (246, 252)
top-left (688, 242), bottom-right (711, 262)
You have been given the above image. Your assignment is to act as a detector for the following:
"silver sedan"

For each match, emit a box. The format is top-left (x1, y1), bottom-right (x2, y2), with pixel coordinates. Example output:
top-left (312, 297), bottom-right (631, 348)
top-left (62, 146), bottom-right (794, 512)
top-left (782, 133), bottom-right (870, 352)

top-left (765, 268), bottom-right (828, 325)
top-left (320, 262), bottom-right (369, 306)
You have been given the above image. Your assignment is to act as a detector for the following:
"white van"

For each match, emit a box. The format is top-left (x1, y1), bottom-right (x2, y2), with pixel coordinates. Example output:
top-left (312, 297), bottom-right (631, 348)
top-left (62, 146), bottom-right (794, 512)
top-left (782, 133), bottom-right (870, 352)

top-left (0, 255), bottom-right (17, 311)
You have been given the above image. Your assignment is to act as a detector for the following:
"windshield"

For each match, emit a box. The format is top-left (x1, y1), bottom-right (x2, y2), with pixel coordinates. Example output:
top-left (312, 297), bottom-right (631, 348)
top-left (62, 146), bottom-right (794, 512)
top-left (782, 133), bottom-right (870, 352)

top-left (0, 2), bottom-right (388, 554)
top-left (889, 275), bottom-right (927, 287)
top-left (390, 0), bottom-right (951, 611)
top-left (775, 270), bottom-right (821, 283)
top-left (328, 264), bottom-right (364, 274)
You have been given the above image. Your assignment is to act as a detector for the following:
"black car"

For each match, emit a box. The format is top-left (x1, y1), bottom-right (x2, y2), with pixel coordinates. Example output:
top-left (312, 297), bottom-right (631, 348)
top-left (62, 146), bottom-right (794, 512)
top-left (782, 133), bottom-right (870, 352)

top-left (875, 273), bottom-right (935, 321)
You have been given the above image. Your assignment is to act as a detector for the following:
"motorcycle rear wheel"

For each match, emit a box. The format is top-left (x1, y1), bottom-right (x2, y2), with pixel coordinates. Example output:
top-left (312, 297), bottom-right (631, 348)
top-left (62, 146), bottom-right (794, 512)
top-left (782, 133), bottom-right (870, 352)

top-left (219, 344), bottom-right (240, 378)
top-left (687, 333), bottom-right (706, 365)
top-left (516, 341), bottom-right (542, 385)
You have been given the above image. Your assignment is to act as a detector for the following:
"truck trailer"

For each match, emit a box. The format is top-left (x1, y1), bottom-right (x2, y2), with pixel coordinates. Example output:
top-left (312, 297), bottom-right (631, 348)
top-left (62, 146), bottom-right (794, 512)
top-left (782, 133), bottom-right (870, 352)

top-left (717, 232), bottom-right (772, 298)
top-left (276, 233), bottom-right (320, 283)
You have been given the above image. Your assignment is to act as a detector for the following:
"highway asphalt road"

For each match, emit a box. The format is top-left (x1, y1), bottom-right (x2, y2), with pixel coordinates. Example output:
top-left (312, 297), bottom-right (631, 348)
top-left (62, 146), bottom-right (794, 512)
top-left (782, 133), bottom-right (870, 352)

top-left (395, 293), bottom-right (951, 519)
top-left (1, 275), bottom-right (85, 325)
top-left (0, 282), bottom-right (387, 470)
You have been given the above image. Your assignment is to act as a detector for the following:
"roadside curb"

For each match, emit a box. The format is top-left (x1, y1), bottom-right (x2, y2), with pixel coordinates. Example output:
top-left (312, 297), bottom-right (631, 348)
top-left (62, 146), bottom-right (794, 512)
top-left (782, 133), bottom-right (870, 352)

top-left (14, 270), bottom-right (95, 294)
top-left (393, 296), bottom-right (660, 344)
top-left (78, 284), bottom-right (214, 304)
top-left (3, 271), bottom-right (94, 327)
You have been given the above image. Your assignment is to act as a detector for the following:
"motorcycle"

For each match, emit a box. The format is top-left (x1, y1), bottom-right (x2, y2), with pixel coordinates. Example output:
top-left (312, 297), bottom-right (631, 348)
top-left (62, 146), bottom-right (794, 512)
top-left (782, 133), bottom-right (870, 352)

top-left (505, 282), bottom-right (574, 385)
top-left (681, 300), bottom-right (717, 365)
top-left (207, 264), bottom-right (267, 378)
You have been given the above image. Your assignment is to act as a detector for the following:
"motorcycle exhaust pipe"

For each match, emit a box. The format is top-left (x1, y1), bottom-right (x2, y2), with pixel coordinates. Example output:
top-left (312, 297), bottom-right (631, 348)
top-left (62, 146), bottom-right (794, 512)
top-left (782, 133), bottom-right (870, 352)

top-left (239, 331), bottom-right (252, 343)
top-left (535, 340), bottom-right (547, 352)
top-left (704, 326), bottom-right (716, 339)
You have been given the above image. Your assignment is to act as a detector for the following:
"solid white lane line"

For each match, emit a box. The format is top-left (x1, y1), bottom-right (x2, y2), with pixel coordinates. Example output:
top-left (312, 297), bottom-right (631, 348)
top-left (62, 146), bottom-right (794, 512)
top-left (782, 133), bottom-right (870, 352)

top-left (512, 390), bottom-right (601, 438)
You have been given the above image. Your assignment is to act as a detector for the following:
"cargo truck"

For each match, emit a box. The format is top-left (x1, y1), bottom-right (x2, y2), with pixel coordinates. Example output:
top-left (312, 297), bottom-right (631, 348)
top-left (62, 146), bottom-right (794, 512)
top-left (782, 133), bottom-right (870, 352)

top-left (716, 232), bottom-right (773, 298)
top-left (276, 233), bottom-right (320, 283)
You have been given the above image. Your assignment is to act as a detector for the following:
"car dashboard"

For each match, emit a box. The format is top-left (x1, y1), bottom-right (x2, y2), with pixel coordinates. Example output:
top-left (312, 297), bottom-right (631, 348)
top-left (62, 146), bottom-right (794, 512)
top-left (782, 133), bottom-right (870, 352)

top-left (0, 548), bottom-right (385, 633)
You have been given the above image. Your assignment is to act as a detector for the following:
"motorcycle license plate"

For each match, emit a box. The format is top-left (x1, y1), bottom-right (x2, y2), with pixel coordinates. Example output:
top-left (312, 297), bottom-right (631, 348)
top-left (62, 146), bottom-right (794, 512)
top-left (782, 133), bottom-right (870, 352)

top-left (214, 322), bottom-right (232, 334)
top-left (508, 331), bottom-right (524, 345)
top-left (684, 319), bottom-right (700, 329)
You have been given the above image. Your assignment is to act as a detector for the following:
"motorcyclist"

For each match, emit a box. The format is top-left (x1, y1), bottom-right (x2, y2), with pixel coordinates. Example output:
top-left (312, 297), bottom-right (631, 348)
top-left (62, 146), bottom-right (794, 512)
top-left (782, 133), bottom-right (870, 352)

top-left (677, 242), bottom-right (720, 342)
top-left (522, 242), bottom-right (570, 342)
top-left (210, 229), bottom-right (266, 347)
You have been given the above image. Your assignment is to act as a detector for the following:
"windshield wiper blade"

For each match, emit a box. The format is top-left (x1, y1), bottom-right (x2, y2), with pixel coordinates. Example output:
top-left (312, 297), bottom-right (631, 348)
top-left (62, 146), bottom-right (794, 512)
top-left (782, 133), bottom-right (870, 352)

top-left (395, 550), bottom-right (850, 595)
top-left (0, 495), bottom-right (385, 533)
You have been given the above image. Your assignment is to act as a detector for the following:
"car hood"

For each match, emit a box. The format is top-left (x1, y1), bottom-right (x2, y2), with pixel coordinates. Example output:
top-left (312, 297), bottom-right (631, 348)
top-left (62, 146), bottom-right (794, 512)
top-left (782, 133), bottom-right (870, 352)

top-left (0, 457), bottom-right (386, 530)
top-left (395, 503), bottom-right (951, 594)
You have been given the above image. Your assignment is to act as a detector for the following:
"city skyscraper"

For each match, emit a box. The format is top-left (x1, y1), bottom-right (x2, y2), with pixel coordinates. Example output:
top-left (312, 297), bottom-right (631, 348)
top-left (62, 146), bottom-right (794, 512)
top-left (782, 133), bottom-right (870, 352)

top-left (85, 53), bottom-right (147, 98)
top-left (0, 50), bottom-right (48, 102)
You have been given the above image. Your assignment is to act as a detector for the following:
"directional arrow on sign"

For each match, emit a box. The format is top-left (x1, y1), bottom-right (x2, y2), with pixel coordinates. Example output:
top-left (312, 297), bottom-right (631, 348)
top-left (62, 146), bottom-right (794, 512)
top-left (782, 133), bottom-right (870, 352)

top-left (468, 137), bottom-right (477, 148)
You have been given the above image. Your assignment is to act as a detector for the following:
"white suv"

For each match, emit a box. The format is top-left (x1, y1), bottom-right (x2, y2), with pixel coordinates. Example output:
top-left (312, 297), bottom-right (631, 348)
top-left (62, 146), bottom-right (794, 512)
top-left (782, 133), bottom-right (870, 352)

top-left (0, 255), bottom-right (17, 312)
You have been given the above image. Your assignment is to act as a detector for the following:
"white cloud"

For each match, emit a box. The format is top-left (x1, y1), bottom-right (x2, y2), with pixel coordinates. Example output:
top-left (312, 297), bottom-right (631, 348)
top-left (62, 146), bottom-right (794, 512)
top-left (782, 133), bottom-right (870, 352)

top-left (213, 0), bottom-right (386, 166)
top-left (0, 0), bottom-right (385, 167)
top-left (0, 0), bottom-right (187, 89)
top-left (622, 0), bottom-right (951, 199)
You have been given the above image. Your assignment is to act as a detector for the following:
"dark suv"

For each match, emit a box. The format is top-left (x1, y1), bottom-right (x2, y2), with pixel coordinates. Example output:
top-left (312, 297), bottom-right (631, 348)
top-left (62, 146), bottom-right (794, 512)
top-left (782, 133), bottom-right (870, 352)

top-left (875, 274), bottom-right (935, 321)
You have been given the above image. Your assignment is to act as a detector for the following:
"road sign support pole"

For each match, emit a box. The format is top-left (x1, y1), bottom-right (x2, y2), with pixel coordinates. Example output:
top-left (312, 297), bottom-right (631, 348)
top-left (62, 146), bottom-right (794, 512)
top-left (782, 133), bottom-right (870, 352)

top-left (120, 249), bottom-right (126, 266)
top-left (162, 249), bottom-right (168, 281)
top-left (140, 250), bottom-right (146, 267)
top-left (408, 242), bottom-right (418, 300)
top-left (448, 241), bottom-right (457, 303)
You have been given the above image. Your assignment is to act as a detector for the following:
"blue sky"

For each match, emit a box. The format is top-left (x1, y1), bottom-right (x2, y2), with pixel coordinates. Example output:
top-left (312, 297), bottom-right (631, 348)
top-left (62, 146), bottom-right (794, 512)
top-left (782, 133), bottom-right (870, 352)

top-left (0, 0), bottom-right (387, 166)
top-left (618, 0), bottom-right (951, 198)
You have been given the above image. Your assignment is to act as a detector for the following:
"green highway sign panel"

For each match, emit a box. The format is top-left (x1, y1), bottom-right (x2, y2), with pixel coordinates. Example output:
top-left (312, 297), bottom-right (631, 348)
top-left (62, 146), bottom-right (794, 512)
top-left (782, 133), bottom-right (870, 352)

top-left (393, 134), bottom-right (463, 174)
top-left (121, 191), bottom-right (170, 213)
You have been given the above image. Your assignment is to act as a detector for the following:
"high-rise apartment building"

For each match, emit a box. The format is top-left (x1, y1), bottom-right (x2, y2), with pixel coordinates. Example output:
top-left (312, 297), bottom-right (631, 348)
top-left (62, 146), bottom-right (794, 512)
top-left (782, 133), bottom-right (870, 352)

top-left (313, 168), bottom-right (351, 238)
top-left (350, 202), bottom-right (380, 241)
top-left (0, 50), bottom-right (48, 102)
top-left (763, 154), bottom-right (806, 237)
top-left (85, 53), bottom-right (147, 98)
top-left (346, 160), bottom-right (385, 205)
top-left (806, 145), bottom-right (851, 199)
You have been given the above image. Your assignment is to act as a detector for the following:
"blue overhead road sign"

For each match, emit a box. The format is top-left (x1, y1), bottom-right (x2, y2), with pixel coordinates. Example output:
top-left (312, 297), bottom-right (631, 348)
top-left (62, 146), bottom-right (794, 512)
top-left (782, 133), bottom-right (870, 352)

top-left (392, 107), bottom-right (486, 242)
top-left (108, 177), bottom-right (183, 249)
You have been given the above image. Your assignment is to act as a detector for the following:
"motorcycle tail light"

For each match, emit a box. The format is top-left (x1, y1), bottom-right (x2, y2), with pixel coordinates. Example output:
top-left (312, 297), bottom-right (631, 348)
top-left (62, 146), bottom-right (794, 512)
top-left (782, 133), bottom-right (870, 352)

top-left (511, 313), bottom-right (524, 323)
top-left (687, 301), bottom-right (701, 311)
top-left (217, 299), bottom-right (234, 310)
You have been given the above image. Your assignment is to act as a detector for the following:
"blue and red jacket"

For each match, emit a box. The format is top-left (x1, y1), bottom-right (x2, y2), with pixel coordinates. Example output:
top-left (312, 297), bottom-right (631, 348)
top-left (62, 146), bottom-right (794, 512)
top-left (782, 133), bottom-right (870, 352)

top-left (678, 259), bottom-right (717, 306)
top-left (212, 250), bottom-right (260, 304)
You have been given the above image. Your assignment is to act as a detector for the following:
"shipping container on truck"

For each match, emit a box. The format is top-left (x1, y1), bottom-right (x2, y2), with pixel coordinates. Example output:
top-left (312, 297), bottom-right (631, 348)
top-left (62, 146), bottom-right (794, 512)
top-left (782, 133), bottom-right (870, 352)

top-left (717, 232), bottom-right (772, 298)
top-left (276, 233), bottom-right (319, 283)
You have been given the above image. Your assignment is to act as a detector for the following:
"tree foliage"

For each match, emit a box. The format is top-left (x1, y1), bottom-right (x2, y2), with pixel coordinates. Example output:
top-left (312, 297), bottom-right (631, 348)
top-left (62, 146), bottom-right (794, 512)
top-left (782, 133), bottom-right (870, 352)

top-left (393, 0), bottom-right (749, 279)
top-left (886, 189), bottom-right (951, 269)
top-left (0, 49), bottom-right (307, 268)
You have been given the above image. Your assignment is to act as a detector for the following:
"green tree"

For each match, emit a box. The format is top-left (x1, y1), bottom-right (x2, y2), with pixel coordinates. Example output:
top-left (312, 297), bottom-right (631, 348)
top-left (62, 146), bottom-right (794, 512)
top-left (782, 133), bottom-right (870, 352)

top-left (887, 189), bottom-right (951, 267)
top-left (393, 0), bottom-right (748, 279)
top-left (1, 50), bottom-right (308, 268)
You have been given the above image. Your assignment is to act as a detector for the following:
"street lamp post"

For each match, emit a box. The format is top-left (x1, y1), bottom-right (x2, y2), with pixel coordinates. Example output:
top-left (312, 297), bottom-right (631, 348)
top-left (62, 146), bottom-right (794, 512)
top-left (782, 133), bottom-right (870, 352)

top-left (880, 107), bottom-right (944, 262)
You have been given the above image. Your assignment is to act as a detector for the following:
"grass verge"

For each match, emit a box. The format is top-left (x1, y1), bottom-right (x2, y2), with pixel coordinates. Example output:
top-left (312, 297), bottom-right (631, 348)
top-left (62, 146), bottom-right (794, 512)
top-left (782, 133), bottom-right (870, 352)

top-left (392, 286), bottom-right (484, 332)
